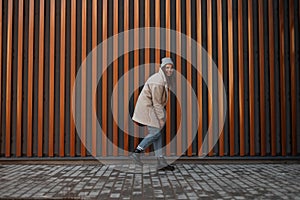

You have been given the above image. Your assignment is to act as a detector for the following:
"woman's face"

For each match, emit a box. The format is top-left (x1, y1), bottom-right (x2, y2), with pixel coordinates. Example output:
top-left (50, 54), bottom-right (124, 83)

top-left (164, 64), bottom-right (174, 77)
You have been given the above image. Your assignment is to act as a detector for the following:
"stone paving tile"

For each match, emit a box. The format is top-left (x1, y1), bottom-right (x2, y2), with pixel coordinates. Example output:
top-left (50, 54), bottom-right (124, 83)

top-left (0, 164), bottom-right (299, 199)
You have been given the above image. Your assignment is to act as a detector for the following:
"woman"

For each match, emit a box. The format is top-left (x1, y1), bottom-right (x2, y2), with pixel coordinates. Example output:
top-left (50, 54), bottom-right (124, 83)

top-left (130, 57), bottom-right (175, 171)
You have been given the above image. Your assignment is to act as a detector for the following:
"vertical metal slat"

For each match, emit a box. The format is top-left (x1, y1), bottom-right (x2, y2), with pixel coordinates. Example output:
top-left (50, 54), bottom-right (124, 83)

top-left (186, 0), bottom-right (192, 156)
top-left (16, 0), bottom-right (24, 157)
top-left (238, 0), bottom-right (245, 156)
top-left (217, 0), bottom-right (224, 156)
top-left (279, 0), bottom-right (286, 156)
top-left (27, 0), bottom-right (34, 157)
top-left (38, 0), bottom-right (45, 157)
top-left (228, 0), bottom-right (235, 156)
top-left (207, 0), bottom-right (213, 156)
top-left (48, 0), bottom-right (55, 157)
top-left (5, 0), bottom-right (13, 157)
top-left (166, 0), bottom-right (171, 156)
top-left (176, 0), bottom-right (182, 156)
top-left (248, 0), bottom-right (255, 156)
top-left (268, 0), bottom-right (276, 156)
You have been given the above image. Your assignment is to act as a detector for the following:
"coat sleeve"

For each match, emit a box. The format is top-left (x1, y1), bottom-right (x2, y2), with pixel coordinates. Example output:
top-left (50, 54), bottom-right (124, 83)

top-left (149, 83), bottom-right (166, 121)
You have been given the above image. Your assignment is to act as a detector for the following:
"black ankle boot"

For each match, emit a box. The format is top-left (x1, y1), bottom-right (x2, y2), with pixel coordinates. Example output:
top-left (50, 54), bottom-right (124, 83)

top-left (130, 149), bottom-right (143, 166)
top-left (157, 157), bottom-right (175, 171)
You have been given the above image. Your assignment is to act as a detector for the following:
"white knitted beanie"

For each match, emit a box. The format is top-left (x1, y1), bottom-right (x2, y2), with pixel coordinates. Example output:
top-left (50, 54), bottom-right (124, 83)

top-left (160, 57), bottom-right (174, 68)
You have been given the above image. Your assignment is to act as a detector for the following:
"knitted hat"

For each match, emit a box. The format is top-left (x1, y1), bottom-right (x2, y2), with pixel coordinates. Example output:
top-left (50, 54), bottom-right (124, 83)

top-left (160, 57), bottom-right (174, 68)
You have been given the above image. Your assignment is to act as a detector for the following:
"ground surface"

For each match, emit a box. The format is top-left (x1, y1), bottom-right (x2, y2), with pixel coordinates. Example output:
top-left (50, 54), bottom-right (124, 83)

top-left (0, 163), bottom-right (299, 199)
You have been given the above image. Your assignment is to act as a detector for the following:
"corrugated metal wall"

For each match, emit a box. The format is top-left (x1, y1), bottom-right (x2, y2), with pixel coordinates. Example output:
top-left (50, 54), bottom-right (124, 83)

top-left (0, 0), bottom-right (299, 158)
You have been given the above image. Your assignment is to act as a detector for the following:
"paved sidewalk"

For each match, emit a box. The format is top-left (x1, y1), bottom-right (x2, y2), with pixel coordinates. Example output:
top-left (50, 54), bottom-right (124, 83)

top-left (0, 164), bottom-right (299, 199)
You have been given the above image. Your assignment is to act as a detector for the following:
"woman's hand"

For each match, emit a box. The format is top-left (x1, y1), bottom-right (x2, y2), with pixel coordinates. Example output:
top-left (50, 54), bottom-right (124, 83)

top-left (159, 120), bottom-right (165, 128)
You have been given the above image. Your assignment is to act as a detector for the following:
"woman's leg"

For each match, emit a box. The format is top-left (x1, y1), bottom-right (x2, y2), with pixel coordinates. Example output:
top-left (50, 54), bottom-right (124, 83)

top-left (137, 126), bottom-right (161, 151)
top-left (151, 128), bottom-right (163, 157)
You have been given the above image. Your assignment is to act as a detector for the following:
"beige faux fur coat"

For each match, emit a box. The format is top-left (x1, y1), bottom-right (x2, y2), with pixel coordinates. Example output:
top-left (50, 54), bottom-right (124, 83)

top-left (132, 68), bottom-right (169, 128)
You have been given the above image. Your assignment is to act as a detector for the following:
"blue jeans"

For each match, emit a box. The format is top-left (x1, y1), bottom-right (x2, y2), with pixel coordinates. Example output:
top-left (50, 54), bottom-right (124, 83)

top-left (138, 126), bottom-right (162, 157)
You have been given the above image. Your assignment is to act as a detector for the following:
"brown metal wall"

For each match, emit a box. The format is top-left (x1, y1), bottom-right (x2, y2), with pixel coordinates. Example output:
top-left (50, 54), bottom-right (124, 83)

top-left (0, 0), bottom-right (299, 157)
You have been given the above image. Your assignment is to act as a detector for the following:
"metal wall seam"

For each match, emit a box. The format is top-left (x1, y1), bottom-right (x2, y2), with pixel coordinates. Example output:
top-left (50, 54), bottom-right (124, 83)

top-left (123, 0), bottom-right (129, 156)
top-left (289, 0), bottom-right (296, 156)
top-left (102, 0), bottom-right (108, 156)
top-left (113, 0), bottom-right (118, 156)
top-left (91, 0), bottom-right (97, 157)
top-left (70, 0), bottom-right (76, 157)
top-left (133, 0), bottom-right (139, 148)
top-left (80, 0), bottom-right (87, 157)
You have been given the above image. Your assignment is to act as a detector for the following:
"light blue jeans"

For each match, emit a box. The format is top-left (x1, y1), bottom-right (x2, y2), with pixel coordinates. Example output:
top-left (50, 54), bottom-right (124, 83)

top-left (138, 126), bottom-right (162, 157)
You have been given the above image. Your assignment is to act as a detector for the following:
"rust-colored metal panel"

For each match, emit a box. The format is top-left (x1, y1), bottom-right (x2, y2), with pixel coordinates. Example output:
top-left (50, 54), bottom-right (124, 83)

top-left (248, 0), bottom-right (255, 156)
top-left (81, 0), bottom-right (87, 157)
top-left (113, 0), bottom-right (118, 156)
top-left (123, 0), bottom-right (129, 156)
top-left (38, 0), bottom-right (45, 157)
top-left (144, 0), bottom-right (150, 155)
top-left (133, 0), bottom-right (139, 148)
top-left (27, 0), bottom-right (34, 157)
top-left (217, 0), bottom-right (224, 157)
top-left (186, 0), bottom-right (192, 156)
top-left (228, 0), bottom-right (235, 156)
top-left (279, 0), bottom-right (286, 156)
top-left (1, 0), bottom-right (298, 158)
top-left (268, 0), bottom-right (276, 156)
top-left (258, 0), bottom-right (266, 156)
top-left (238, 0), bottom-right (245, 156)
top-left (197, 0), bottom-right (203, 156)
top-left (0, 1), bottom-right (2, 147)
top-left (102, 0), bottom-right (108, 156)
top-left (49, 0), bottom-right (55, 157)
top-left (92, 0), bottom-right (97, 157)
top-left (145, 0), bottom-right (150, 79)
top-left (207, 0), bottom-right (213, 156)
top-left (16, 0), bottom-right (24, 157)
top-left (289, 0), bottom-right (296, 156)
top-left (166, 0), bottom-right (171, 156)
top-left (5, 0), bottom-right (13, 157)
top-left (70, 0), bottom-right (76, 157)
top-left (59, 0), bottom-right (66, 157)
top-left (166, 0), bottom-right (171, 57)
top-left (155, 0), bottom-right (160, 68)
top-left (176, 0), bottom-right (182, 156)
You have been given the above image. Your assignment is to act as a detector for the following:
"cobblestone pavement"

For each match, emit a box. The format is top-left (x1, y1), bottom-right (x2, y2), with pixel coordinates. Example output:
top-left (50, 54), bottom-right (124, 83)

top-left (0, 164), bottom-right (299, 199)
